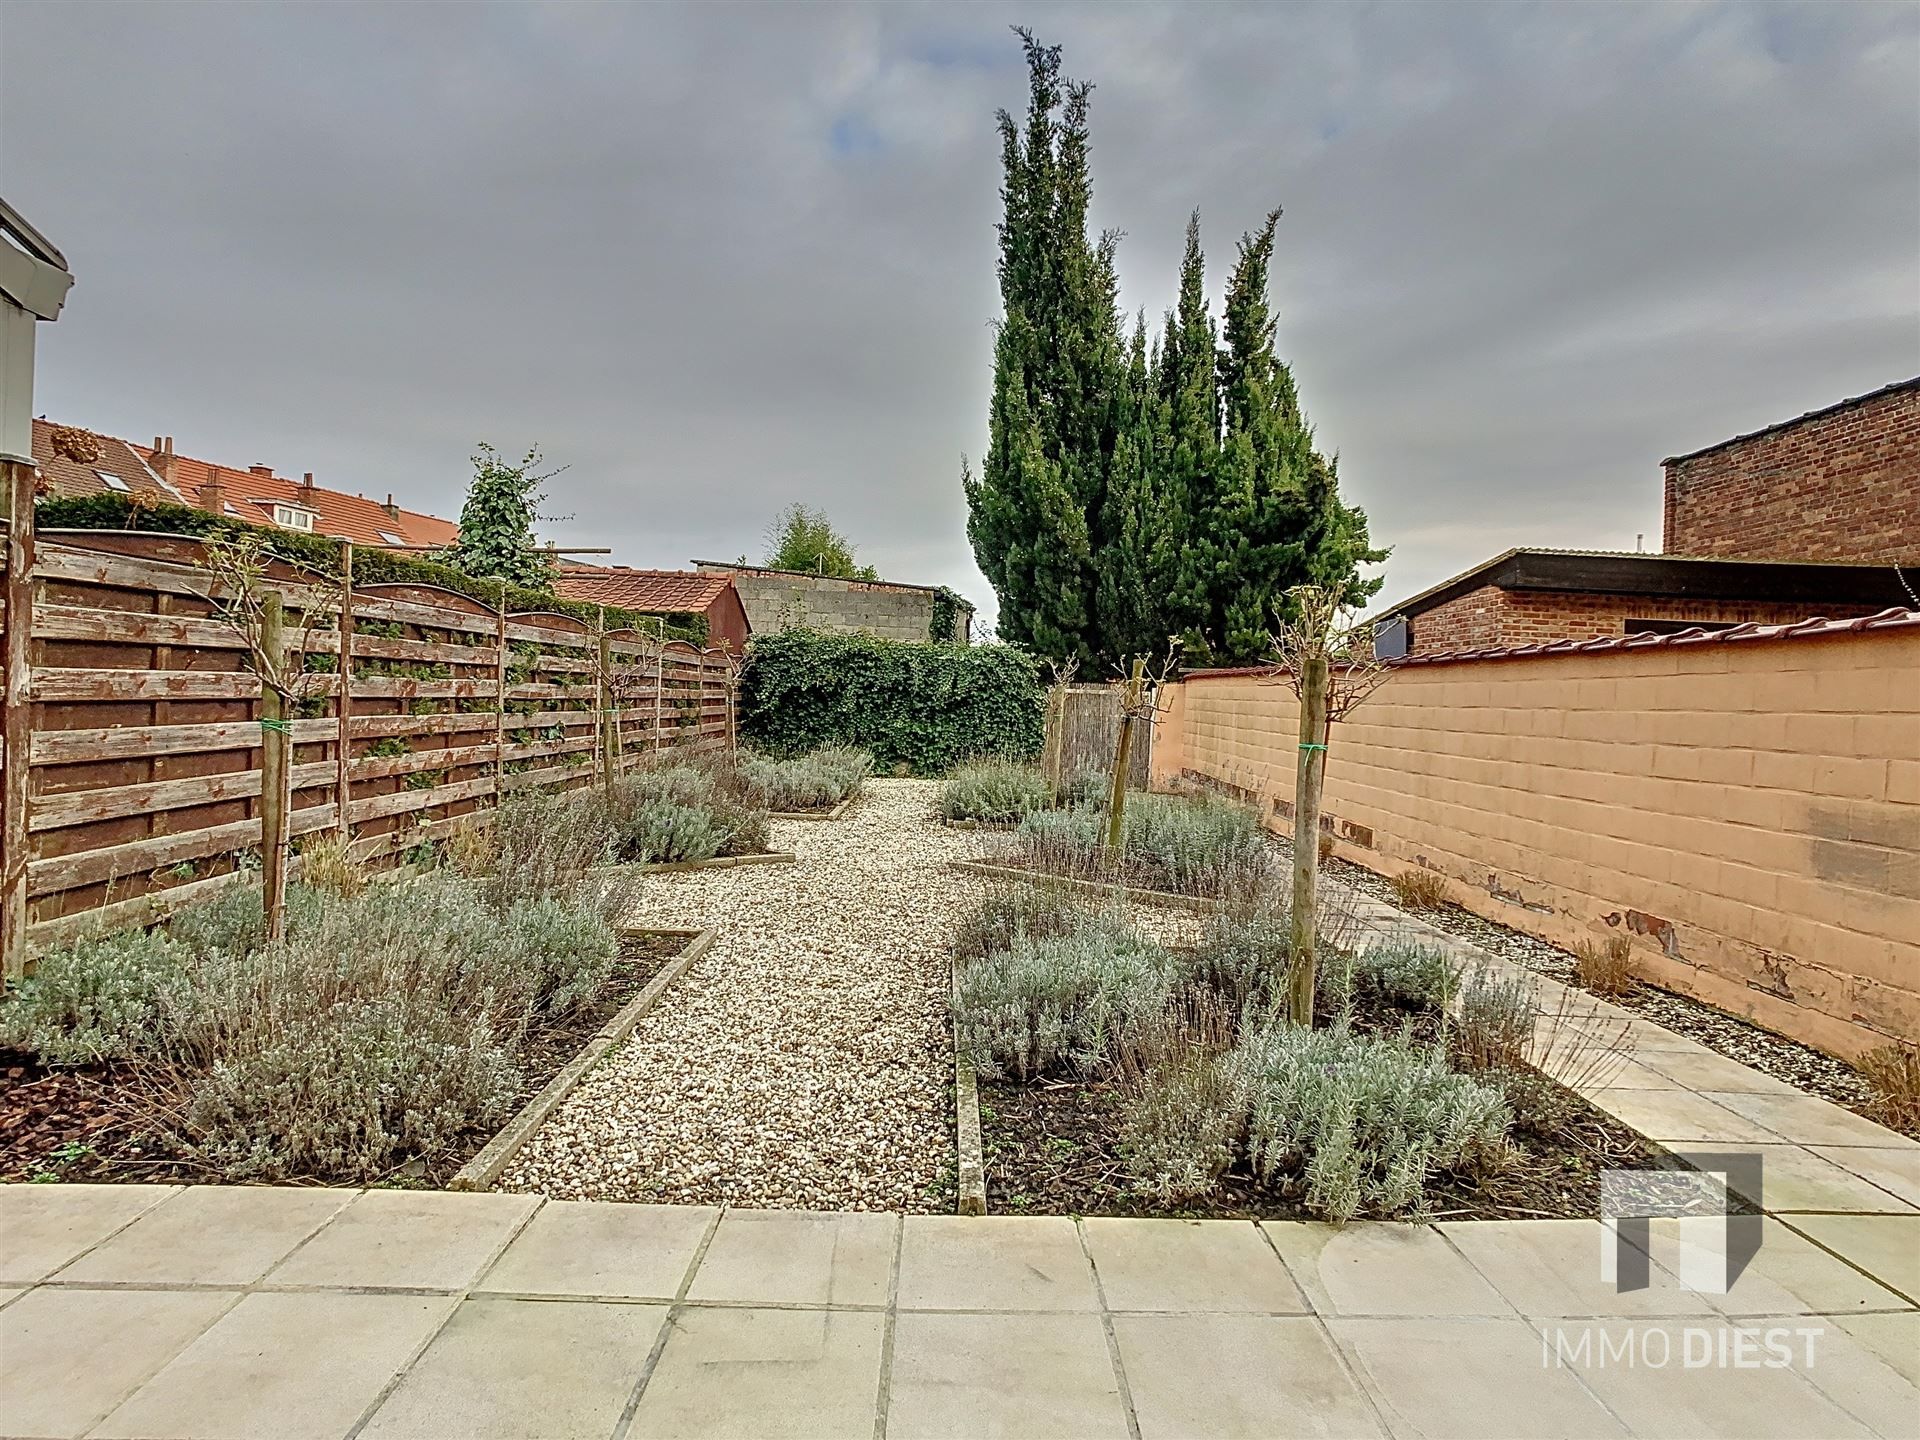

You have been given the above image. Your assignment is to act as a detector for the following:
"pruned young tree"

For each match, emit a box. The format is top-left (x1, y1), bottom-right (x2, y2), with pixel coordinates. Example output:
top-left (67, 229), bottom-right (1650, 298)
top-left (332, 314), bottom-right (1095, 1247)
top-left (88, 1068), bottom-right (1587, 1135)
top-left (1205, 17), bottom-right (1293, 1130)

top-left (1270, 583), bottom-right (1394, 1025)
top-left (196, 530), bottom-right (343, 942)
top-left (449, 443), bottom-right (562, 590)
top-left (1100, 644), bottom-right (1180, 858)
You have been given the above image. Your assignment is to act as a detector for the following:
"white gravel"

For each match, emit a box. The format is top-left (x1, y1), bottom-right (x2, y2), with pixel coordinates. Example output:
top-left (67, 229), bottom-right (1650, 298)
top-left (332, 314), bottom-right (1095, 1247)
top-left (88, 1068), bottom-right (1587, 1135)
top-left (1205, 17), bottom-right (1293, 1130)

top-left (498, 778), bottom-right (994, 1212)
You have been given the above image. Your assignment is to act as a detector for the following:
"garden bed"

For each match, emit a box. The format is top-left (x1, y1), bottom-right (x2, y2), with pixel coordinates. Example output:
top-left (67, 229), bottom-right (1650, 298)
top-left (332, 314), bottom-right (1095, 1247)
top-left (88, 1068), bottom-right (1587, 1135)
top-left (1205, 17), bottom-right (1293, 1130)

top-left (0, 927), bottom-right (701, 1189)
top-left (948, 858), bottom-right (1220, 912)
top-left (981, 1071), bottom-right (1658, 1221)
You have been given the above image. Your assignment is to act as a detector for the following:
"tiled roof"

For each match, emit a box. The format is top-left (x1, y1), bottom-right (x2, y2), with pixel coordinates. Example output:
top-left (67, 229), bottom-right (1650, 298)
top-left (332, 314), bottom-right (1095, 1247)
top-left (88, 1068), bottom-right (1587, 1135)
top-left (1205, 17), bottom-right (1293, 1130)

top-left (1183, 608), bottom-right (1920, 679)
top-left (130, 442), bottom-right (460, 549)
top-left (30, 420), bottom-right (461, 550)
top-left (556, 566), bottom-right (735, 614)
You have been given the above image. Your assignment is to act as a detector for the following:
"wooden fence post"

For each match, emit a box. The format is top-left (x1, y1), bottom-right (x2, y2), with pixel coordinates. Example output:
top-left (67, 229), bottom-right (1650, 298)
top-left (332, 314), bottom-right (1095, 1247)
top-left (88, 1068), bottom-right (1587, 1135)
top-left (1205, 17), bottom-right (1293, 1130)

top-left (596, 607), bottom-right (616, 793)
top-left (334, 542), bottom-right (353, 841)
top-left (493, 591), bottom-right (507, 795)
top-left (259, 591), bottom-right (290, 944)
top-left (653, 624), bottom-right (665, 752)
top-left (2, 459), bottom-right (38, 980)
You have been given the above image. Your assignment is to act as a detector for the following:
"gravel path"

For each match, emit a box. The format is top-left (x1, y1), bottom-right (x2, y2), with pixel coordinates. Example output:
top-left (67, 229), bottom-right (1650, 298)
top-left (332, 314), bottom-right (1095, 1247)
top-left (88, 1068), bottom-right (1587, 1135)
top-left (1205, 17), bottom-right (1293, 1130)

top-left (499, 779), bottom-right (991, 1212)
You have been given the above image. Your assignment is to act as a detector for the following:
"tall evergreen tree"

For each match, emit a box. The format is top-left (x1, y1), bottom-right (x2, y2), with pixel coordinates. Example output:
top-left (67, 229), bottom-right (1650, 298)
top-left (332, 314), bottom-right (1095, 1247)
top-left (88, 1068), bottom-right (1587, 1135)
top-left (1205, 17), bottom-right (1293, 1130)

top-left (1094, 312), bottom-right (1163, 659)
top-left (1152, 212), bottom-right (1221, 656)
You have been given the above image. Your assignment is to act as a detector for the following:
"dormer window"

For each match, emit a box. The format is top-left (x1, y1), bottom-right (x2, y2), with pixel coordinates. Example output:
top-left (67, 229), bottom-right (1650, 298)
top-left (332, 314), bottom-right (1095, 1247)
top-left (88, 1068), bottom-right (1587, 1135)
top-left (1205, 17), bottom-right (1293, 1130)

top-left (272, 504), bottom-right (315, 531)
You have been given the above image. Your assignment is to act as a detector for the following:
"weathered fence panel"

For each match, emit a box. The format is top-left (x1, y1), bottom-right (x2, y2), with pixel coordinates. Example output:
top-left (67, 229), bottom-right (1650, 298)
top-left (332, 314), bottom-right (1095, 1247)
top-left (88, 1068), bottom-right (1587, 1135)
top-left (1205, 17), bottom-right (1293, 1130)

top-left (0, 529), bottom-right (737, 973)
top-left (1044, 683), bottom-right (1153, 792)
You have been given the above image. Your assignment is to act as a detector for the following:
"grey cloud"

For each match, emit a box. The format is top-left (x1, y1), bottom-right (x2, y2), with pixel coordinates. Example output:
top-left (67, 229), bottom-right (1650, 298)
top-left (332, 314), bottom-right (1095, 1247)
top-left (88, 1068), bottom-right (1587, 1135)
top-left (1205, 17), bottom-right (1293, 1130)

top-left (3, 1), bottom-right (1913, 625)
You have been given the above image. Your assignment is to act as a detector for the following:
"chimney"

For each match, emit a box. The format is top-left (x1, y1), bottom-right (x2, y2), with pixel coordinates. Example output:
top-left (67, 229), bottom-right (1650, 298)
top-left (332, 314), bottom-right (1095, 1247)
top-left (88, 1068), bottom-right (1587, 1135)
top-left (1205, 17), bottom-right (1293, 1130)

top-left (248, 463), bottom-right (273, 478)
top-left (383, 493), bottom-right (400, 520)
top-left (198, 466), bottom-right (225, 515)
top-left (301, 471), bottom-right (317, 502)
top-left (149, 436), bottom-right (176, 485)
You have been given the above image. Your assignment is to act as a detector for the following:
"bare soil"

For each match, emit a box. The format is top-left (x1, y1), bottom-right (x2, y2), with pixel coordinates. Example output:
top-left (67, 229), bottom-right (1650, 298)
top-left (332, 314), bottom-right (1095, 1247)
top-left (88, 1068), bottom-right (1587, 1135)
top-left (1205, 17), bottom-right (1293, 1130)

top-left (0, 930), bottom-right (689, 1187)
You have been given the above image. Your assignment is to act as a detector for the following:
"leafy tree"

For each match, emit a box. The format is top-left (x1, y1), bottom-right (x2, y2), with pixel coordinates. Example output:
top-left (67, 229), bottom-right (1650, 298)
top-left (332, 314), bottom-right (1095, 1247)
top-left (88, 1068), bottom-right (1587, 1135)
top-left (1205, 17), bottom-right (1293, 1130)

top-left (448, 443), bottom-right (558, 590)
top-left (763, 503), bottom-right (877, 579)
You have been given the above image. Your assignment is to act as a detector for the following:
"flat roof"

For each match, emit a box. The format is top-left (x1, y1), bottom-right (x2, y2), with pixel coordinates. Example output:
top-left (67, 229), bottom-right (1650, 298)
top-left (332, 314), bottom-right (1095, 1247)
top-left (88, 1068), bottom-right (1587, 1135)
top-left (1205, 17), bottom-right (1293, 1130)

top-left (1378, 547), bottom-right (1914, 620)
top-left (690, 560), bottom-right (973, 606)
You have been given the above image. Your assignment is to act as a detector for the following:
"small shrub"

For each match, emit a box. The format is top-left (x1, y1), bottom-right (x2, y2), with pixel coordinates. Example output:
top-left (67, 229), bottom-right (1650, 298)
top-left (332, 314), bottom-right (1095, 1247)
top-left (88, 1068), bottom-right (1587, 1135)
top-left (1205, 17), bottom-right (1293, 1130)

top-left (941, 758), bottom-right (1051, 823)
top-left (0, 929), bottom-right (191, 1064)
top-left (954, 883), bottom-right (1088, 961)
top-left (1350, 940), bottom-right (1462, 1012)
top-left (1389, 867), bottom-right (1449, 911)
top-left (1234, 1019), bottom-right (1512, 1222)
top-left (1575, 934), bottom-right (1635, 996)
top-left (740, 746), bottom-right (870, 812)
top-left (1008, 791), bottom-right (1273, 898)
top-left (479, 786), bottom-right (616, 908)
top-left (1061, 768), bottom-right (1110, 808)
top-left (1454, 965), bottom-right (1534, 1074)
top-left (1181, 903), bottom-right (1293, 1012)
top-left (953, 916), bottom-right (1174, 1081)
top-left (1117, 994), bottom-right (1246, 1201)
top-left (503, 895), bottom-right (622, 1019)
top-left (618, 799), bottom-right (727, 864)
top-left (1859, 1043), bottom-right (1920, 1134)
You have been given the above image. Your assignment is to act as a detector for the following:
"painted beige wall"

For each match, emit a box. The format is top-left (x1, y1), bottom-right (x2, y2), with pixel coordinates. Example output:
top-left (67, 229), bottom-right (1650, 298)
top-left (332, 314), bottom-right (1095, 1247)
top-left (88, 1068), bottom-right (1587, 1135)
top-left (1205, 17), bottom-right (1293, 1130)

top-left (1151, 628), bottom-right (1920, 1060)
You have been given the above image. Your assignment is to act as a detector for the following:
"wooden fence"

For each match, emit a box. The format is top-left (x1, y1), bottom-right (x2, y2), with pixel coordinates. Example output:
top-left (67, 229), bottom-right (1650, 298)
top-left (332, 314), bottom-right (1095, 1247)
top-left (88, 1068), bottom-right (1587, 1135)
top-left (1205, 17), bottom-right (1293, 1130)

top-left (0, 526), bottom-right (737, 976)
top-left (1042, 683), bottom-right (1153, 793)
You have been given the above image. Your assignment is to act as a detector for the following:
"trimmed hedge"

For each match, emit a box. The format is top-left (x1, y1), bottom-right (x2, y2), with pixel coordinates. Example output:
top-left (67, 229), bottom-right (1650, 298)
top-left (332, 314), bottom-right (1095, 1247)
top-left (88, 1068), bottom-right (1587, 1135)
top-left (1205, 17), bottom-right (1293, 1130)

top-left (34, 494), bottom-right (707, 644)
top-left (738, 629), bottom-right (1043, 775)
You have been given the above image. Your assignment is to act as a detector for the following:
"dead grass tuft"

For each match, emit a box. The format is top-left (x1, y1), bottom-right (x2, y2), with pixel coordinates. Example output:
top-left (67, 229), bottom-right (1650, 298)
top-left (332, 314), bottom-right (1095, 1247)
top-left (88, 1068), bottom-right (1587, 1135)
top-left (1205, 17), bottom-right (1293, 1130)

top-left (1858, 1043), bottom-right (1920, 1134)
top-left (1389, 866), bottom-right (1449, 911)
top-left (1575, 934), bottom-right (1635, 996)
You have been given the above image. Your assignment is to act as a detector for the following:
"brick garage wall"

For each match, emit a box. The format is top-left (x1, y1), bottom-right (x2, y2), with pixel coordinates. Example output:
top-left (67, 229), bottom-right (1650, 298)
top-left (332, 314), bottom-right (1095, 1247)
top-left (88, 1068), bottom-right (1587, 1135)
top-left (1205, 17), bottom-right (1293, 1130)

top-left (1151, 627), bottom-right (1920, 1060)
top-left (1663, 381), bottom-right (1920, 563)
top-left (1411, 586), bottom-right (1881, 656)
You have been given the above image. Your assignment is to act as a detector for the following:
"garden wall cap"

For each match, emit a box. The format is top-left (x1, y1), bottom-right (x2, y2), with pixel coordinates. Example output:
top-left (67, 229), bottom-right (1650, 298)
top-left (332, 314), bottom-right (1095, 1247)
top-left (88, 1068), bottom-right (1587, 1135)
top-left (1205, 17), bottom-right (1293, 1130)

top-left (1182, 607), bottom-right (1920, 679)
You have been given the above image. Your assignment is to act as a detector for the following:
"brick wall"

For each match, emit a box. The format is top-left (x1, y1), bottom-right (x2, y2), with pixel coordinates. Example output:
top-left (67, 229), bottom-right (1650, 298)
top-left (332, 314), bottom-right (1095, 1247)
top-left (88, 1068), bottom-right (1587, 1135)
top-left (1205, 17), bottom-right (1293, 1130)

top-left (1411, 586), bottom-right (1880, 656)
top-left (1664, 381), bottom-right (1920, 563)
top-left (1152, 625), bottom-right (1920, 1060)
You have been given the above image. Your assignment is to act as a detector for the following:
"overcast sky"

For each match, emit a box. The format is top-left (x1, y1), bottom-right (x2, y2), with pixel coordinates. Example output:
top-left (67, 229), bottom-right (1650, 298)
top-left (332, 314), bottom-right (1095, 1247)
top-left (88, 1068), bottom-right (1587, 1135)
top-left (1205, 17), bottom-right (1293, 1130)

top-left (4, 1), bottom-right (1915, 624)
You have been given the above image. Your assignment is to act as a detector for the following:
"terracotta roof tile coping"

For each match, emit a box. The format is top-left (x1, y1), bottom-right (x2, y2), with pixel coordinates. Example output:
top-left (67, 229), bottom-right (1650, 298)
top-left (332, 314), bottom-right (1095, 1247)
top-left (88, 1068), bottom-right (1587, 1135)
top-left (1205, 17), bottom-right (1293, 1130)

top-left (1181, 607), bottom-right (1920, 679)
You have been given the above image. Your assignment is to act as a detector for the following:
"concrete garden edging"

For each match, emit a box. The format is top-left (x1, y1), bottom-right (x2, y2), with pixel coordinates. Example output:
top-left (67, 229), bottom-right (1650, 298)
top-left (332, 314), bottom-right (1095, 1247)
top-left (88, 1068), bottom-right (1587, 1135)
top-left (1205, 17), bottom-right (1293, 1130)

top-left (951, 954), bottom-right (989, 1216)
top-left (945, 858), bottom-right (1221, 913)
top-left (592, 852), bottom-right (798, 877)
top-left (449, 926), bottom-right (717, 1192)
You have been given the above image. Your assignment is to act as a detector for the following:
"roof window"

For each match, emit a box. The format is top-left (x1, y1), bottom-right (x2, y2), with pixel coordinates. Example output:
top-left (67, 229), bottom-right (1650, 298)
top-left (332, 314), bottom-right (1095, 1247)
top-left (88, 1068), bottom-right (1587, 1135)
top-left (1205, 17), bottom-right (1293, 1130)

top-left (96, 470), bottom-right (129, 492)
top-left (378, 530), bottom-right (407, 546)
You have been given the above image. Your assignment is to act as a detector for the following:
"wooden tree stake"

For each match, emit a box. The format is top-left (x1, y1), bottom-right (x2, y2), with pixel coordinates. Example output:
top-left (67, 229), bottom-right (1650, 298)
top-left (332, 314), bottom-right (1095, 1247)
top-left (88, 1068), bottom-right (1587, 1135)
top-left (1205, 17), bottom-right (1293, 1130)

top-left (334, 542), bottom-right (354, 840)
top-left (1286, 649), bottom-right (1329, 1025)
top-left (259, 590), bottom-right (290, 943)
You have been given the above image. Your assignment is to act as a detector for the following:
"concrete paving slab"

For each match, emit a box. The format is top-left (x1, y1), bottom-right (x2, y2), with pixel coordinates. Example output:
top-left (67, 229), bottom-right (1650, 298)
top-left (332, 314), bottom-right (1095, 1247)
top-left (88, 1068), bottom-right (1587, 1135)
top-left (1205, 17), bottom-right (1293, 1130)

top-left (1554, 1320), bottom-right (1874, 1439)
top-left (896, 1215), bottom-right (1100, 1312)
top-left (1703, 1091), bottom-right (1916, 1149)
top-left (1643, 1217), bottom-right (1914, 1317)
top-left (1813, 1146), bottom-right (1920, 1210)
top-left (0, 1286), bottom-right (233, 1439)
top-left (55, 1184), bottom-right (352, 1286)
top-left (1829, 1311), bottom-right (1920, 1387)
top-left (1711, 1144), bottom-right (1919, 1215)
top-left (885, 1310), bottom-right (1129, 1439)
top-left (1264, 1222), bottom-right (1515, 1317)
top-left (1112, 1313), bottom-right (1384, 1438)
top-left (0, 1285), bottom-right (21, 1308)
top-left (1625, 1048), bottom-right (1809, 1095)
top-left (264, 1187), bottom-right (537, 1291)
top-left (1439, 1219), bottom-right (1718, 1318)
top-left (0, 1183), bottom-right (178, 1284)
top-left (1781, 1214), bottom-right (1920, 1304)
top-left (628, 1305), bottom-right (885, 1440)
top-left (1786, 1314), bottom-right (1920, 1438)
top-left (92, 1290), bottom-right (454, 1440)
top-left (1583, 1086), bottom-right (1788, 1144)
top-left (1082, 1217), bottom-right (1307, 1314)
top-left (1327, 1316), bottom-right (1627, 1439)
top-left (686, 1208), bottom-right (895, 1308)
top-left (359, 1296), bottom-right (666, 1440)
top-left (476, 1198), bottom-right (714, 1300)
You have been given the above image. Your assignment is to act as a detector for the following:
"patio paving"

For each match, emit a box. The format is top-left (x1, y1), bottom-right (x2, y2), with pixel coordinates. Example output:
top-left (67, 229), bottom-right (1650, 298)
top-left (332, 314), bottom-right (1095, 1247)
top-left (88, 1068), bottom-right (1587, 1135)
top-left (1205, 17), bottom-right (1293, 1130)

top-left (4, 1184), bottom-right (1917, 1438)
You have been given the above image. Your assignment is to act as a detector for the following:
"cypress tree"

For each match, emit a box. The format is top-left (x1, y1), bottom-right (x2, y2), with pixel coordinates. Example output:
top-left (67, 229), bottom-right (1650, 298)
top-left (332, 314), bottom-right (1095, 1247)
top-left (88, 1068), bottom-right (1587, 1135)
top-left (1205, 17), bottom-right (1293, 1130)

top-left (1152, 213), bottom-right (1221, 658)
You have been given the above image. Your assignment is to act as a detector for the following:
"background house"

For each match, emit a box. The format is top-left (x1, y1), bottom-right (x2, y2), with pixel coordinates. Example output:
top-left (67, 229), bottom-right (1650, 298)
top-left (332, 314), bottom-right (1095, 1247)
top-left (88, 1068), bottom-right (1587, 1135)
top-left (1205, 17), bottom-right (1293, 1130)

top-left (1376, 378), bottom-right (1920, 658)
top-left (556, 566), bottom-right (750, 652)
top-left (691, 560), bottom-right (972, 644)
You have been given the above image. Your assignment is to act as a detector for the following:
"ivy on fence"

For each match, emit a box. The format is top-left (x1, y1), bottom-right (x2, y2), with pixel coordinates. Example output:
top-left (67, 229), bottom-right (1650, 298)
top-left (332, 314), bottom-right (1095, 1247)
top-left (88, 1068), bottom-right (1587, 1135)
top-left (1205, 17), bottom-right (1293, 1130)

top-left (738, 629), bottom-right (1043, 774)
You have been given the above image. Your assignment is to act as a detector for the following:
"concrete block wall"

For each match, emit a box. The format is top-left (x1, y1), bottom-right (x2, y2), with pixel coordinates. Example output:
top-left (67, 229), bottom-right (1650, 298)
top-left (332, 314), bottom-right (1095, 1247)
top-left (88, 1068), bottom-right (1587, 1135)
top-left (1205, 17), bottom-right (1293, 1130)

top-left (1663, 379), bottom-right (1920, 564)
top-left (1152, 626), bottom-right (1920, 1060)
top-left (1412, 587), bottom-right (1881, 656)
top-left (726, 573), bottom-right (945, 643)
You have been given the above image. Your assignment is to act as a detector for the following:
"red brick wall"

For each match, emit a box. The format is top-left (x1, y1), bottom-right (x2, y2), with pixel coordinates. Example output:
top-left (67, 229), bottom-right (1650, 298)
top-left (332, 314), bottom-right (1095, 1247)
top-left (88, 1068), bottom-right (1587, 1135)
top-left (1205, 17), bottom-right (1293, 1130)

top-left (1410, 586), bottom-right (1879, 657)
top-left (1663, 382), bottom-right (1920, 563)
